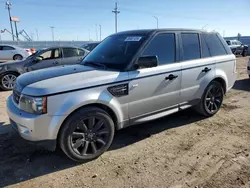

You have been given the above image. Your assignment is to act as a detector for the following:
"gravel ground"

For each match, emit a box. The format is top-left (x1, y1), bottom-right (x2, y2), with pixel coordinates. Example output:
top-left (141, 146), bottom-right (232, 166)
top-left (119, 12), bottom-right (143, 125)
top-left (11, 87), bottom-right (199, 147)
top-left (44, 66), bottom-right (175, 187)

top-left (0, 56), bottom-right (250, 188)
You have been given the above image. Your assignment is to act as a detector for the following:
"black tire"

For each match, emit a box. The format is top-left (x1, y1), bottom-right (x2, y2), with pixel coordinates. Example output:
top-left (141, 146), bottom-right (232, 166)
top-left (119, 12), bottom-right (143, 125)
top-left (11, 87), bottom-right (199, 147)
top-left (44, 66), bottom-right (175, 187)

top-left (59, 107), bottom-right (115, 162)
top-left (13, 54), bottom-right (23, 60)
top-left (0, 72), bottom-right (18, 91)
top-left (195, 81), bottom-right (224, 117)
top-left (242, 50), bottom-right (248, 57)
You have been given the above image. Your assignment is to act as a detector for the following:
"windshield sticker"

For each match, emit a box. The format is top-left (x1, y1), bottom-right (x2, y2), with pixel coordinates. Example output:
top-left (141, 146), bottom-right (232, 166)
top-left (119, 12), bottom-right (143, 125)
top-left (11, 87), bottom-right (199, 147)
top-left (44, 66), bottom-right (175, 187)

top-left (125, 36), bottom-right (142, 42)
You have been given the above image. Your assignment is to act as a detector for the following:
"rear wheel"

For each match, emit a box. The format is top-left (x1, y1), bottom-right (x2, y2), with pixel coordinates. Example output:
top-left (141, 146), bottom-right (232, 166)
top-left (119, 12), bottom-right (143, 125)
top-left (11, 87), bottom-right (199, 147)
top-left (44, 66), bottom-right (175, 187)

top-left (195, 81), bottom-right (224, 117)
top-left (59, 107), bottom-right (115, 162)
top-left (13, 54), bottom-right (23, 60)
top-left (242, 50), bottom-right (248, 57)
top-left (0, 73), bottom-right (18, 91)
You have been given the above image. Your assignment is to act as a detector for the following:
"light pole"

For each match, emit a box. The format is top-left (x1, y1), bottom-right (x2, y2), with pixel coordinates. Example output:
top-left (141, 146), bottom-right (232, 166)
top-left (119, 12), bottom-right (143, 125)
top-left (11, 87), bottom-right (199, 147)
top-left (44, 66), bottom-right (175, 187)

top-left (5, 0), bottom-right (14, 41)
top-left (99, 25), bottom-right (102, 41)
top-left (36, 28), bottom-right (39, 41)
top-left (50, 26), bottom-right (55, 42)
top-left (112, 2), bottom-right (120, 33)
top-left (153, 16), bottom-right (158, 29)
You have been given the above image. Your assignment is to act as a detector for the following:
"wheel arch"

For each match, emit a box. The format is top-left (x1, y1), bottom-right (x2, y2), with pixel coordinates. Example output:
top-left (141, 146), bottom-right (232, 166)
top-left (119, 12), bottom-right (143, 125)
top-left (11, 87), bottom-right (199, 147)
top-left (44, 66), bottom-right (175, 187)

top-left (212, 77), bottom-right (227, 94)
top-left (55, 103), bottom-right (118, 143)
top-left (13, 54), bottom-right (23, 60)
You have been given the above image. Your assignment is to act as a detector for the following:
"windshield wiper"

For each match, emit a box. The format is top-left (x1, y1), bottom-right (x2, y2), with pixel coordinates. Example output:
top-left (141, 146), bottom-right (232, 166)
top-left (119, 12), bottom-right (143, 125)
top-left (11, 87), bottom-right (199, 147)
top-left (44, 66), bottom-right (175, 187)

top-left (83, 61), bottom-right (107, 70)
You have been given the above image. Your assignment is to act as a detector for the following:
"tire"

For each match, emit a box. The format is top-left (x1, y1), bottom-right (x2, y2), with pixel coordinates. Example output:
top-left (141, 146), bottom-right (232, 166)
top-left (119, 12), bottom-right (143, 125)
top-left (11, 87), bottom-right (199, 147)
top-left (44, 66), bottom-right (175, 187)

top-left (13, 54), bottom-right (23, 60)
top-left (59, 107), bottom-right (115, 162)
top-left (195, 81), bottom-right (224, 117)
top-left (0, 72), bottom-right (18, 91)
top-left (242, 50), bottom-right (248, 57)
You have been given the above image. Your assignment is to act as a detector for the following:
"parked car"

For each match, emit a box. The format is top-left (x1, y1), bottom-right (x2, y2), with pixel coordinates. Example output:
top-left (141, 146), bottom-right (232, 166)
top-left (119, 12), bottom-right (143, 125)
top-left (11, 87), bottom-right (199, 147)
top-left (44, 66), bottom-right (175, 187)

top-left (0, 44), bottom-right (32, 60)
top-left (7, 29), bottom-right (236, 162)
top-left (0, 46), bottom-right (88, 90)
top-left (81, 42), bottom-right (100, 52)
top-left (226, 40), bottom-right (248, 56)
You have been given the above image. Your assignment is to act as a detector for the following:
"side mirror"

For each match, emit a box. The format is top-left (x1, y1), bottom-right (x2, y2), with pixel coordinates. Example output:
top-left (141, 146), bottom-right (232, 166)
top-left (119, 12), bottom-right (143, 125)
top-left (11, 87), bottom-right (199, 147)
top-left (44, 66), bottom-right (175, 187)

top-left (136, 56), bottom-right (158, 69)
top-left (34, 56), bottom-right (43, 62)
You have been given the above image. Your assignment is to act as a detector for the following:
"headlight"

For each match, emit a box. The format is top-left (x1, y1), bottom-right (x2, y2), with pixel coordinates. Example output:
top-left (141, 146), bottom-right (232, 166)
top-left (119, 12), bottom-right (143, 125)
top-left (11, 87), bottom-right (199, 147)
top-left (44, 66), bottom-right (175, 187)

top-left (0, 67), bottom-right (3, 71)
top-left (19, 94), bottom-right (47, 114)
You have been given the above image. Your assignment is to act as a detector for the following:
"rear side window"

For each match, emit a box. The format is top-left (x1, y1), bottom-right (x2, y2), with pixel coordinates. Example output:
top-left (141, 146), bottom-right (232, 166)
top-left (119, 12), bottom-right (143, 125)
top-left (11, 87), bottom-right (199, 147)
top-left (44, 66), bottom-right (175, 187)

top-left (2, 46), bottom-right (15, 50)
top-left (181, 33), bottom-right (200, 61)
top-left (203, 34), bottom-right (227, 56)
top-left (200, 35), bottom-right (211, 58)
top-left (63, 48), bottom-right (79, 58)
top-left (143, 33), bottom-right (175, 65)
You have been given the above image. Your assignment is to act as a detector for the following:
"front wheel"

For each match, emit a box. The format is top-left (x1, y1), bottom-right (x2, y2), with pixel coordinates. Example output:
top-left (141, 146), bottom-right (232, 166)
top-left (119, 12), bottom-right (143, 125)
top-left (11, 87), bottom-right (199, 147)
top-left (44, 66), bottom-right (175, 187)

top-left (242, 50), bottom-right (248, 57)
top-left (0, 73), bottom-right (18, 91)
top-left (195, 81), bottom-right (224, 117)
top-left (59, 107), bottom-right (115, 162)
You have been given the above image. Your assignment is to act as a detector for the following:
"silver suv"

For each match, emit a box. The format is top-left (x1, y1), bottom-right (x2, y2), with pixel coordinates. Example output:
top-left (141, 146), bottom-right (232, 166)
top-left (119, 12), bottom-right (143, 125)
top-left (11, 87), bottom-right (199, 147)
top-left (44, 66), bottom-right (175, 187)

top-left (7, 29), bottom-right (237, 162)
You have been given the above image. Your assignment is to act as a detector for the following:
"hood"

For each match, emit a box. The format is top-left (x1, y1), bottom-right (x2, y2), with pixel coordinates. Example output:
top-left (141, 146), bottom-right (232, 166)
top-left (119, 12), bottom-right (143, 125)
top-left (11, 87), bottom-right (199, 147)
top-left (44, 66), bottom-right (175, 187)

top-left (15, 64), bottom-right (128, 96)
top-left (0, 60), bottom-right (24, 66)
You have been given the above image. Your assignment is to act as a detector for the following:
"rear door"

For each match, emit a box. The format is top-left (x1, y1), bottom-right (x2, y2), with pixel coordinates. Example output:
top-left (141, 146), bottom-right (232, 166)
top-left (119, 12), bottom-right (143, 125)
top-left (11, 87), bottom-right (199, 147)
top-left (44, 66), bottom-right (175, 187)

top-left (179, 32), bottom-right (215, 109)
top-left (0, 45), bottom-right (16, 60)
top-left (61, 47), bottom-right (84, 65)
top-left (27, 48), bottom-right (62, 71)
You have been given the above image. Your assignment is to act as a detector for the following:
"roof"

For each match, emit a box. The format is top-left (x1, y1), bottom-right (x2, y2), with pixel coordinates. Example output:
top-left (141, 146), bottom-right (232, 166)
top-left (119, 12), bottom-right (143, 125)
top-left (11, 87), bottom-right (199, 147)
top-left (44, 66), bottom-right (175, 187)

top-left (113, 28), bottom-right (218, 36)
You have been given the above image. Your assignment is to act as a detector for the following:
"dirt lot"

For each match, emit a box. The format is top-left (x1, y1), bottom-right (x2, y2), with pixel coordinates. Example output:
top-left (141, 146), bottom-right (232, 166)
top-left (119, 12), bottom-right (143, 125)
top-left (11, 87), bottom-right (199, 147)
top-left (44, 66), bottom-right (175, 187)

top-left (1, 57), bottom-right (250, 188)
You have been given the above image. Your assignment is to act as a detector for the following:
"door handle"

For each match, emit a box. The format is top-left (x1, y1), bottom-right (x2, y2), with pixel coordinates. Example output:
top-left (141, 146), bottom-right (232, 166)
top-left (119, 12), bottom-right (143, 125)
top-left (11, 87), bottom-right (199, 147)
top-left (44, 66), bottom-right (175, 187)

top-left (53, 61), bottom-right (59, 65)
top-left (165, 74), bottom-right (178, 80)
top-left (78, 57), bottom-right (83, 61)
top-left (202, 67), bottom-right (211, 73)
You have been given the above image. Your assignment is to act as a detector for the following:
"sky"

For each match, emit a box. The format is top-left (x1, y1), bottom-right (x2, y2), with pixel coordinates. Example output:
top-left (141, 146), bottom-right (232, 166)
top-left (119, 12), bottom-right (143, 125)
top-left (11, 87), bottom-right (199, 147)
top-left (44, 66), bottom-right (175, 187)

top-left (0, 0), bottom-right (250, 41)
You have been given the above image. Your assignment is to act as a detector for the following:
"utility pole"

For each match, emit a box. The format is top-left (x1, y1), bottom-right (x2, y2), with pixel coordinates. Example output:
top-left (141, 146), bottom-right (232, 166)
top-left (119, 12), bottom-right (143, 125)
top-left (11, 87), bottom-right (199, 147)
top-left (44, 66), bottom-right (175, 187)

top-left (95, 24), bottom-right (98, 41)
top-left (5, 0), bottom-right (14, 41)
top-left (112, 2), bottom-right (120, 33)
top-left (99, 25), bottom-right (102, 41)
top-left (153, 16), bottom-right (158, 29)
top-left (50, 26), bottom-right (55, 42)
top-left (36, 28), bottom-right (39, 41)
top-left (88, 29), bottom-right (90, 41)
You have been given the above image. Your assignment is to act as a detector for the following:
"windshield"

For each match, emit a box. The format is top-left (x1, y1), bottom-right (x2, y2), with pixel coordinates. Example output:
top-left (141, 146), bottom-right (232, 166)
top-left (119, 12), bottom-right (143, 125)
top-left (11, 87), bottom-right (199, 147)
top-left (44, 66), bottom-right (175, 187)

top-left (81, 34), bottom-right (146, 70)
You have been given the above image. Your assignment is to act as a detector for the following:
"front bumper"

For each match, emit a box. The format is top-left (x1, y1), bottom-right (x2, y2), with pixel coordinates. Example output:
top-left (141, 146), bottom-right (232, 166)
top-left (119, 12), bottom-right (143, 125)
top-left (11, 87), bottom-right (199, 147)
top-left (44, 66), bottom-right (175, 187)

top-left (6, 95), bottom-right (65, 150)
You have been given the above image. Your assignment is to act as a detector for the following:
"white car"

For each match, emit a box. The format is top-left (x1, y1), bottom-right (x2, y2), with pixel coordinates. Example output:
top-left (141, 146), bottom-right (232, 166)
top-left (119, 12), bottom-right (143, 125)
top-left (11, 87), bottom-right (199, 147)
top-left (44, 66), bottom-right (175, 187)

top-left (0, 44), bottom-right (32, 61)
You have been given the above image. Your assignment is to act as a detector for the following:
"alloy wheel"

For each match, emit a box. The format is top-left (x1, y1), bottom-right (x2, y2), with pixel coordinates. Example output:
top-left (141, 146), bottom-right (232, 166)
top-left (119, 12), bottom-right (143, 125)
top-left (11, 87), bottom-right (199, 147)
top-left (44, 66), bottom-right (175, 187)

top-left (1, 74), bottom-right (17, 90)
top-left (204, 84), bottom-right (223, 113)
top-left (70, 116), bottom-right (110, 156)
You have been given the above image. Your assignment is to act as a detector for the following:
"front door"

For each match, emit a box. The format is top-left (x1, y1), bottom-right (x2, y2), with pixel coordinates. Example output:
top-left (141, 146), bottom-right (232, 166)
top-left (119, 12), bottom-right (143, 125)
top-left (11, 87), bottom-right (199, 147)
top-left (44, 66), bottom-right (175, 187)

top-left (128, 33), bottom-right (182, 123)
top-left (27, 48), bottom-right (62, 71)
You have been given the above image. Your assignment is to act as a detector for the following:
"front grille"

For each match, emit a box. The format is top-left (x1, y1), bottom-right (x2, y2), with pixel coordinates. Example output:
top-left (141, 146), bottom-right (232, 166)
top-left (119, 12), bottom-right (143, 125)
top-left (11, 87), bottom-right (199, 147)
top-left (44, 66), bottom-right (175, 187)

top-left (13, 90), bottom-right (20, 104)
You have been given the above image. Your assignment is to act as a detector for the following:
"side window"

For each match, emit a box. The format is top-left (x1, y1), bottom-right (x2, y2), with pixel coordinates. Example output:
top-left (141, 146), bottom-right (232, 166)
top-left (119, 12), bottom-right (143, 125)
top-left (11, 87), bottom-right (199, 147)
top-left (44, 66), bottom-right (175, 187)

top-left (78, 49), bottom-right (86, 56)
top-left (39, 50), bottom-right (53, 60)
top-left (181, 33), bottom-right (200, 61)
top-left (203, 34), bottom-right (227, 56)
top-left (2, 46), bottom-right (15, 50)
top-left (236, 41), bottom-right (242, 45)
top-left (200, 34), bottom-right (211, 58)
top-left (83, 44), bottom-right (91, 51)
top-left (63, 48), bottom-right (78, 58)
top-left (142, 33), bottom-right (175, 65)
top-left (54, 49), bottom-right (60, 58)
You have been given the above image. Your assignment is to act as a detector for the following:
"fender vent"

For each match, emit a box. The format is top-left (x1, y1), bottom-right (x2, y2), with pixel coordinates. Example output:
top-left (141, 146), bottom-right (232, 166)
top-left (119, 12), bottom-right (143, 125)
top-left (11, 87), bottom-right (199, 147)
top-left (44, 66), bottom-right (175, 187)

top-left (108, 84), bottom-right (129, 97)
